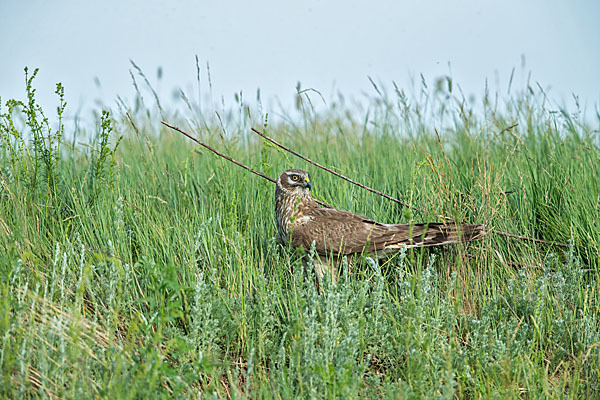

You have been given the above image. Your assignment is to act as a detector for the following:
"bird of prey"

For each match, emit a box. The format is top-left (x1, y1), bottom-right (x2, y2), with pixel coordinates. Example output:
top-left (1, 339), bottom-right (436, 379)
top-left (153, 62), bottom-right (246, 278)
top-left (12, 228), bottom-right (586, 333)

top-left (275, 169), bottom-right (486, 282)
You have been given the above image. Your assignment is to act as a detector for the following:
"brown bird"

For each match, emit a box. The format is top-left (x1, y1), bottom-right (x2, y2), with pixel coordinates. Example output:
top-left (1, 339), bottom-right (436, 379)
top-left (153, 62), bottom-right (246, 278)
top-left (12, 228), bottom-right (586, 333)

top-left (275, 169), bottom-right (486, 282)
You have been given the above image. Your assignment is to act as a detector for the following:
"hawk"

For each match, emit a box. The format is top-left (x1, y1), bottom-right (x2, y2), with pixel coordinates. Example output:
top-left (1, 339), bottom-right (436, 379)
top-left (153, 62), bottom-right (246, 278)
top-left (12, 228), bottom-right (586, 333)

top-left (275, 169), bottom-right (486, 281)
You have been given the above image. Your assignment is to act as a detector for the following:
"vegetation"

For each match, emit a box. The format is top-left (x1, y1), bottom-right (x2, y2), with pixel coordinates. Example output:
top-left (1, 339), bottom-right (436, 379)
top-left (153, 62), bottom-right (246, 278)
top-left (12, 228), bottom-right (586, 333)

top-left (1, 67), bottom-right (599, 398)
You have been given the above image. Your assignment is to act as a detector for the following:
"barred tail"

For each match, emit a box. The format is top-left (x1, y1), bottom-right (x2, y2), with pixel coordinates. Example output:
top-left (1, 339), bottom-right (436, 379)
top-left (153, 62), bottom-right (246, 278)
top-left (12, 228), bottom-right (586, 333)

top-left (418, 223), bottom-right (487, 247)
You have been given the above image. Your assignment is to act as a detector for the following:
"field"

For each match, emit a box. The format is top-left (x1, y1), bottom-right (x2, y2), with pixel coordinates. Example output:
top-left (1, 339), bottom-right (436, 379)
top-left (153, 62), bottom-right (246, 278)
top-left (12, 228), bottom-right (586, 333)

top-left (1, 68), bottom-right (599, 398)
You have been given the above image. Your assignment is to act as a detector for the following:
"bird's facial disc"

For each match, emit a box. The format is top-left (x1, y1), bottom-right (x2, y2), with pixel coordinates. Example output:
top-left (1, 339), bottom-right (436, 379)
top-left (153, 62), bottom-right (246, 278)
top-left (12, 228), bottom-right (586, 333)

top-left (286, 171), bottom-right (311, 192)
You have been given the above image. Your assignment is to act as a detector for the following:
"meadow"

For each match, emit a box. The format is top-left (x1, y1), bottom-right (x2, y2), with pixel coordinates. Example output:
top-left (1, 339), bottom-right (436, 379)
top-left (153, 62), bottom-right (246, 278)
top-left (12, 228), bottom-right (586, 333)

top-left (1, 67), bottom-right (599, 398)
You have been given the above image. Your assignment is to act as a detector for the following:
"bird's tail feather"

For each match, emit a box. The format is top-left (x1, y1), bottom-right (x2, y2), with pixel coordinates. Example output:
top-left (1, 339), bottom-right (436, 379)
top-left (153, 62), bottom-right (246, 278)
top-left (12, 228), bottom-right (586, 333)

top-left (412, 223), bottom-right (486, 247)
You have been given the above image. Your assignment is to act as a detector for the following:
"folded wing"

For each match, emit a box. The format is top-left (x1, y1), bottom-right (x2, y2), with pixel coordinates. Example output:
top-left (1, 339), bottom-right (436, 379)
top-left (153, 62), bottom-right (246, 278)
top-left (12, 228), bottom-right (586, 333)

top-left (290, 207), bottom-right (485, 257)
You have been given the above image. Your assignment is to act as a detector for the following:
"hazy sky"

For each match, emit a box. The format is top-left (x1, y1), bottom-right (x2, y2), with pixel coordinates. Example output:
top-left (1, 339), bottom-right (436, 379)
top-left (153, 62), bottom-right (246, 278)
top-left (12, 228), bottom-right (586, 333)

top-left (1, 0), bottom-right (599, 120)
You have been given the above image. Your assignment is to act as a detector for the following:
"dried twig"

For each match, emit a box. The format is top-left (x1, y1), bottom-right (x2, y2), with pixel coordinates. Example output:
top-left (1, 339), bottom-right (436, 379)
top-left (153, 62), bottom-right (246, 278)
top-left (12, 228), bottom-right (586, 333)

top-left (160, 121), bottom-right (330, 207)
top-left (162, 121), bottom-right (275, 183)
top-left (490, 229), bottom-right (567, 247)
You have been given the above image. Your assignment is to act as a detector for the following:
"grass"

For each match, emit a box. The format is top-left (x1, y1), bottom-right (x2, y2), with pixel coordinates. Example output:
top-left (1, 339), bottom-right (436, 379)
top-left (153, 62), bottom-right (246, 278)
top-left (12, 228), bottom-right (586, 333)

top-left (1, 67), bottom-right (599, 398)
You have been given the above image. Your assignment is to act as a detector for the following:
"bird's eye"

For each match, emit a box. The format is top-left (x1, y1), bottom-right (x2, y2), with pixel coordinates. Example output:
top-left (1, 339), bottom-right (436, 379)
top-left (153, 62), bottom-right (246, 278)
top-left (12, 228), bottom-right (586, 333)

top-left (291, 175), bottom-right (299, 181)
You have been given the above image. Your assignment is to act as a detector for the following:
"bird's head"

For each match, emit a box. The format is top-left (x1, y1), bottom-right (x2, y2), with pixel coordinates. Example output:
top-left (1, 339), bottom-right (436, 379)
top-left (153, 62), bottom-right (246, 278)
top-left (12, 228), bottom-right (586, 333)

top-left (277, 169), bottom-right (311, 195)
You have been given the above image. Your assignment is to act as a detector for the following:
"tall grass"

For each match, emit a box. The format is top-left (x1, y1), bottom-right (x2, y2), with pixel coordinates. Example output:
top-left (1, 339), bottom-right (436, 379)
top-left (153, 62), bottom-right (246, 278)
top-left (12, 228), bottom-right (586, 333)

top-left (1, 67), bottom-right (599, 398)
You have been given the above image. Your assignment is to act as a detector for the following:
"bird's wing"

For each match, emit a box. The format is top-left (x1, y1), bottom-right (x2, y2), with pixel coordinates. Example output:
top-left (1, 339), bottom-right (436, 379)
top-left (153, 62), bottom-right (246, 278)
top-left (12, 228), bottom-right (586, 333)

top-left (289, 208), bottom-right (405, 256)
top-left (290, 208), bottom-right (485, 257)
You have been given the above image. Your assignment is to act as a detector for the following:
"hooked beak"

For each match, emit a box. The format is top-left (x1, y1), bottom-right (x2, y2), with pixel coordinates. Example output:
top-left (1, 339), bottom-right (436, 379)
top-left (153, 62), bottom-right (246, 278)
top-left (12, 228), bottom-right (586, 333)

top-left (304, 177), bottom-right (311, 190)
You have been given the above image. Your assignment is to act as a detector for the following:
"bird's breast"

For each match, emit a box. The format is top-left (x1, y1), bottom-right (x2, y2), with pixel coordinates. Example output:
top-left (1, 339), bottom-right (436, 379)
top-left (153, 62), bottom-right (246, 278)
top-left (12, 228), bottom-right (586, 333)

top-left (275, 200), bottom-right (293, 244)
top-left (275, 189), bottom-right (317, 246)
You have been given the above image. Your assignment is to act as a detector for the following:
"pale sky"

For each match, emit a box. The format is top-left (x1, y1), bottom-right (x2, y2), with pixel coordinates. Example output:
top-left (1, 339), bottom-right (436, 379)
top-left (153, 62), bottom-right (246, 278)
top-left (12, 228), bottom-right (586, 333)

top-left (1, 0), bottom-right (599, 124)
